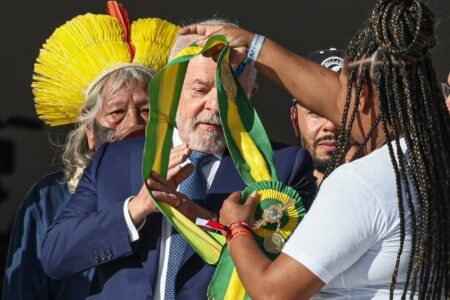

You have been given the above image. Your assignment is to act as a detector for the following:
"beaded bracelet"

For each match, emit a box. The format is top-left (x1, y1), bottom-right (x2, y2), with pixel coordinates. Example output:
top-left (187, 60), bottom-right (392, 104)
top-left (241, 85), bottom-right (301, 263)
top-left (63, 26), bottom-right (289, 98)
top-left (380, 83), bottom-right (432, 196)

top-left (226, 221), bottom-right (251, 242)
top-left (227, 228), bottom-right (252, 246)
top-left (228, 221), bottom-right (250, 232)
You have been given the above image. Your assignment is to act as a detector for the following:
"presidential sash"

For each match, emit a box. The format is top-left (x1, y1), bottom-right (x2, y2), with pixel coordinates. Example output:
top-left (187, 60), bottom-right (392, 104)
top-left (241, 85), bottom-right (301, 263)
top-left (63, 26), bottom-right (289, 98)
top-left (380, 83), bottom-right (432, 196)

top-left (143, 35), bottom-right (306, 299)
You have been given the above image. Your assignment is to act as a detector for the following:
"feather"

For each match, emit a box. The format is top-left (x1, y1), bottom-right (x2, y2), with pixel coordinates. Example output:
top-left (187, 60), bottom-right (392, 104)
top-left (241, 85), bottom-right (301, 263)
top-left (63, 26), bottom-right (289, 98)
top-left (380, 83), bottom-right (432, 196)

top-left (107, 1), bottom-right (134, 59)
top-left (32, 11), bottom-right (178, 126)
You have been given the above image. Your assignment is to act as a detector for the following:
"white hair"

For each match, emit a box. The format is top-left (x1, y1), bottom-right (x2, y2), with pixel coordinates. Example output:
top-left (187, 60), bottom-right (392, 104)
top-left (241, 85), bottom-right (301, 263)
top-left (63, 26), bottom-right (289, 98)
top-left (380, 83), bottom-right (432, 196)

top-left (62, 67), bottom-right (153, 190)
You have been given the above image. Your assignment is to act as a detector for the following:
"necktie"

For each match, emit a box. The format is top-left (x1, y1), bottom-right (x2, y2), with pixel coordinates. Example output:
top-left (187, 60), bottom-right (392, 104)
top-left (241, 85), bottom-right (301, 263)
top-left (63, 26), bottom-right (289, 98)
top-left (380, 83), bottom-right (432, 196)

top-left (164, 151), bottom-right (215, 299)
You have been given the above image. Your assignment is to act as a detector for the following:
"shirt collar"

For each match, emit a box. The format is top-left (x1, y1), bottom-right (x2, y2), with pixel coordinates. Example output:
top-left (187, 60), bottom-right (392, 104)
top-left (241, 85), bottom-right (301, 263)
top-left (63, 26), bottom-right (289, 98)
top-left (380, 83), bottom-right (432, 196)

top-left (172, 128), bottom-right (224, 160)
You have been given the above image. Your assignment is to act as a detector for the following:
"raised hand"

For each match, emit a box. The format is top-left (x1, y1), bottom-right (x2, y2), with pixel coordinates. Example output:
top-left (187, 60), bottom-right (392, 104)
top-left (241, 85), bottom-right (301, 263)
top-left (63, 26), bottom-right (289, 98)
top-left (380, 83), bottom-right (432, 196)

top-left (128, 143), bottom-right (194, 225)
top-left (167, 143), bottom-right (195, 188)
top-left (179, 24), bottom-right (254, 65)
top-left (219, 191), bottom-right (260, 226)
top-left (147, 171), bottom-right (215, 222)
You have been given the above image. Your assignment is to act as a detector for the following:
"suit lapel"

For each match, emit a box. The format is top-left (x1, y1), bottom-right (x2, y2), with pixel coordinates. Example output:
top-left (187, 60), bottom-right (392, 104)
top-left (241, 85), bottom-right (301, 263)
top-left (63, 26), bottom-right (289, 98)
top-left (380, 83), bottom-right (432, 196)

top-left (206, 153), bottom-right (246, 205)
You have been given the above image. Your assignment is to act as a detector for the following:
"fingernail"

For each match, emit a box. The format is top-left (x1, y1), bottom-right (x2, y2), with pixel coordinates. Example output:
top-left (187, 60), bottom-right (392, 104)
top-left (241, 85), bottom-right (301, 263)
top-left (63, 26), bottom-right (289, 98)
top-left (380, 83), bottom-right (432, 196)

top-left (250, 191), bottom-right (259, 198)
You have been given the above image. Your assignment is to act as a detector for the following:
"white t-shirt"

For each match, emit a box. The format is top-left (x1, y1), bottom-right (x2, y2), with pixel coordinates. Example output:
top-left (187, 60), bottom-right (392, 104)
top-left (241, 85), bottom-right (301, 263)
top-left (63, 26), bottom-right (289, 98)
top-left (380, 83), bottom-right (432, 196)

top-left (283, 139), bottom-right (416, 299)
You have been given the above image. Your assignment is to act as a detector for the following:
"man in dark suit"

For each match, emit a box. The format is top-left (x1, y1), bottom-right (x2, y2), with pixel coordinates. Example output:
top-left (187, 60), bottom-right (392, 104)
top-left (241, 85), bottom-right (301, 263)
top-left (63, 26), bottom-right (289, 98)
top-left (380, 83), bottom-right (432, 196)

top-left (41, 30), bottom-right (317, 300)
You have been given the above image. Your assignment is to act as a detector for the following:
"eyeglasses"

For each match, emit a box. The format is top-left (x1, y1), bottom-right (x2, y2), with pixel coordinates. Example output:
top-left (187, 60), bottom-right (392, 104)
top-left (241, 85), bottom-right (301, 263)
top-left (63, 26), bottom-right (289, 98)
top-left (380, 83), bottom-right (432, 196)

top-left (442, 82), bottom-right (450, 98)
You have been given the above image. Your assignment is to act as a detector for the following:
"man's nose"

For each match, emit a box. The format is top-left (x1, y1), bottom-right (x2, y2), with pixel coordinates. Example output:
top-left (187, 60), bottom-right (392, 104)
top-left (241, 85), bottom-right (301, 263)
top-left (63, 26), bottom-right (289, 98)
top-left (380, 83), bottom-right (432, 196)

top-left (323, 119), bottom-right (337, 133)
top-left (204, 95), bottom-right (219, 113)
top-left (123, 107), bottom-right (145, 127)
top-left (113, 108), bottom-right (147, 141)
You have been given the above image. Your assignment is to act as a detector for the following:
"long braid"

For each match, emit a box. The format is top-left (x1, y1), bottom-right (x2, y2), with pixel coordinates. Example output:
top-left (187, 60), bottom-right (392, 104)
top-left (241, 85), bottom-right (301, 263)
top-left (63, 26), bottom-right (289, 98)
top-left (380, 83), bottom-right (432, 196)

top-left (404, 64), bottom-right (432, 296)
top-left (337, 69), bottom-right (366, 161)
top-left (379, 60), bottom-right (409, 298)
top-left (376, 63), bottom-right (407, 297)
top-left (325, 70), bottom-right (357, 173)
top-left (326, 0), bottom-right (449, 297)
top-left (419, 63), bottom-right (448, 296)
top-left (390, 68), bottom-right (420, 299)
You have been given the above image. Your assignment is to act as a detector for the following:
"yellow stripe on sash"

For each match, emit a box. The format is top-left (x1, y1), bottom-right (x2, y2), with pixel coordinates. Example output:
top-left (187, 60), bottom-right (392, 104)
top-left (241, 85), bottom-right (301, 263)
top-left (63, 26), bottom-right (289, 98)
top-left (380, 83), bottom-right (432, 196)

top-left (158, 202), bottom-right (223, 264)
top-left (174, 45), bottom-right (203, 59)
top-left (152, 122), bottom-right (169, 173)
top-left (152, 64), bottom-right (181, 173)
top-left (225, 268), bottom-right (246, 300)
top-left (174, 39), bottom-right (223, 60)
top-left (227, 100), bottom-right (271, 182)
top-left (158, 65), bottom-right (180, 113)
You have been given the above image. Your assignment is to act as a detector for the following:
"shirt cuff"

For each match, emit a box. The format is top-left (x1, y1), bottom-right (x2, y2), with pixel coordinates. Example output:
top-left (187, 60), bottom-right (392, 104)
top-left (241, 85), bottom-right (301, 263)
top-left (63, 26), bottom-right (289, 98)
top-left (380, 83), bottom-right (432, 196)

top-left (123, 196), bottom-right (146, 242)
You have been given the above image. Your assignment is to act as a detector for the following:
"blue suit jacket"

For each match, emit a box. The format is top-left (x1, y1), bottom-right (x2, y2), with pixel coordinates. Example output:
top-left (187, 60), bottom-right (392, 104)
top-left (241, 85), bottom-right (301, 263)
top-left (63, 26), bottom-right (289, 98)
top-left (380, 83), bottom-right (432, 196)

top-left (3, 172), bottom-right (93, 300)
top-left (41, 136), bottom-right (316, 299)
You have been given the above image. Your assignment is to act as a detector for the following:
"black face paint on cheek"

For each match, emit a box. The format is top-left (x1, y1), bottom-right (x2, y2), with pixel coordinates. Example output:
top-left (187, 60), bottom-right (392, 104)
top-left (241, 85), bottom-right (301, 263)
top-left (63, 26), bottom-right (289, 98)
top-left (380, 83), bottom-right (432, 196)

top-left (93, 119), bottom-right (116, 149)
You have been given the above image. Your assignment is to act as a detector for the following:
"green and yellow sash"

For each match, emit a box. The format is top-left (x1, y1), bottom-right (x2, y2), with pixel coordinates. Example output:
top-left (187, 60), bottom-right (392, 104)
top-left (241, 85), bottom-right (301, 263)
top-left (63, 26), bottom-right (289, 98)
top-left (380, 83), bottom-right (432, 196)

top-left (143, 37), bottom-right (226, 265)
top-left (143, 35), bottom-right (305, 299)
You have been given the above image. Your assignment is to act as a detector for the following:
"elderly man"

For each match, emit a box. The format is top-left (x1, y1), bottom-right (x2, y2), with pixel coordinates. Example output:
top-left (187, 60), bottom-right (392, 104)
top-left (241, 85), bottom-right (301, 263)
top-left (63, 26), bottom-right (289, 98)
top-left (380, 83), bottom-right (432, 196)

top-left (41, 19), bottom-right (316, 300)
top-left (290, 49), bottom-right (359, 185)
top-left (3, 8), bottom-right (178, 300)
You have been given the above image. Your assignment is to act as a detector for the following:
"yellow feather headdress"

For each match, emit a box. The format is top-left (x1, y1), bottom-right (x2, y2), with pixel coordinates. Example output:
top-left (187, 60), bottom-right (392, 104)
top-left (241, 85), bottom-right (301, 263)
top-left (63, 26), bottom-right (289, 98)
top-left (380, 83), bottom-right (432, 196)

top-left (32, 7), bottom-right (179, 126)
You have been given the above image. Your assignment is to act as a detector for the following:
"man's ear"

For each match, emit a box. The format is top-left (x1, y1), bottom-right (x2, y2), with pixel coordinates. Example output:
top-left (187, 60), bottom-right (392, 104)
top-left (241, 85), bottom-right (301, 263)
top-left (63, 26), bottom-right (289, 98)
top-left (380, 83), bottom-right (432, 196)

top-left (357, 81), bottom-right (372, 114)
top-left (290, 106), bottom-right (300, 138)
top-left (86, 123), bottom-right (95, 151)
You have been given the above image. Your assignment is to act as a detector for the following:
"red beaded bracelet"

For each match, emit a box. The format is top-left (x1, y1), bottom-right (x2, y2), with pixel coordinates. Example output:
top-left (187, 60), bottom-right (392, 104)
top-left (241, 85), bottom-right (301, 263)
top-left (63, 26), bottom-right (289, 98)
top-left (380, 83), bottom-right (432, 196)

top-left (228, 221), bottom-right (250, 231)
top-left (227, 228), bottom-right (252, 246)
top-left (226, 221), bottom-right (251, 242)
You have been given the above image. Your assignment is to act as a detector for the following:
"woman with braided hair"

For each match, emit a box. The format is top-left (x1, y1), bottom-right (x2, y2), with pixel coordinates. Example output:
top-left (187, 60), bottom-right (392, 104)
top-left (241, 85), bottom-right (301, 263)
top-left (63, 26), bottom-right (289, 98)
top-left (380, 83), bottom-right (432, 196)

top-left (181, 0), bottom-right (449, 298)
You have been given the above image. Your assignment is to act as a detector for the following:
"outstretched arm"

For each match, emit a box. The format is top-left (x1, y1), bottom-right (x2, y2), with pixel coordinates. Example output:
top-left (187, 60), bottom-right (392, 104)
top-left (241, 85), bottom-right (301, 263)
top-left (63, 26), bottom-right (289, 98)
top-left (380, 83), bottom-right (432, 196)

top-left (219, 192), bottom-right (325, 299)
top-left (41, 143), bottom-right (199, 279)
top-left (128, 143), bottom-right (215, 225)
top-left (180, 24), bottom-right (341, 125)
top-left (40, 148), bottom-right (135, 279)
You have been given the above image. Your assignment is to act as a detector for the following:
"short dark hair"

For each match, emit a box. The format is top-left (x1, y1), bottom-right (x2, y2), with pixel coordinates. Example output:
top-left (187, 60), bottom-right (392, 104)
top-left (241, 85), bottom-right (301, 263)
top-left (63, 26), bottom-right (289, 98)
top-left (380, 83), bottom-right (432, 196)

top-left (292, 48), bottom-right (344, 105)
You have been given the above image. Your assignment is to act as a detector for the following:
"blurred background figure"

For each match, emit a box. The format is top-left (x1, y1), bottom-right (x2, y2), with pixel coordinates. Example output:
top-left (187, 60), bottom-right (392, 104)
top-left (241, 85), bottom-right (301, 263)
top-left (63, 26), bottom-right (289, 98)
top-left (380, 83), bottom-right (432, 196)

top-left (443, 72), bottom-right (450, 112)
top-left (291, 48), bottom-right (359, 185)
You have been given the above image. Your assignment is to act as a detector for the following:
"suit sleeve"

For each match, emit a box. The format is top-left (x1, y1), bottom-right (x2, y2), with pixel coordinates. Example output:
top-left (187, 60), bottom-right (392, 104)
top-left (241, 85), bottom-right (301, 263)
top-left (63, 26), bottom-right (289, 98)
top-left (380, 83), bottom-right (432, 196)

top-left (41, 144), bottom-right (136, 279)
top-left (287, 148), bottom-right (317, 211)
top-left (3, 187), bottom-right (50, 299)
